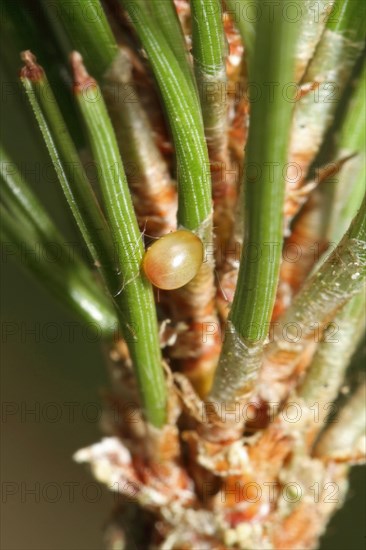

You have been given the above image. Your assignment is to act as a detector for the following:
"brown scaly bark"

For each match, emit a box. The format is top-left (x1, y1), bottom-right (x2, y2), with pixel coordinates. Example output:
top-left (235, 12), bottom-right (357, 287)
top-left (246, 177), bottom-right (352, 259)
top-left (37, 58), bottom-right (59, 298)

top-left (76, 363), bottom-right (365, 549)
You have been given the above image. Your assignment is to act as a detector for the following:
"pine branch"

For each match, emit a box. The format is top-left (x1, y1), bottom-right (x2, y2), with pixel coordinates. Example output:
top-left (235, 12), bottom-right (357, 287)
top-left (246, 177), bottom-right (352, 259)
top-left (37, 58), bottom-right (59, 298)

top-left (210, 1), bottom-right (300, 404)
top-left (20, 52), bottom-right (118, 295)
top-left (282, 196), bottom-right (366, 333)
top-left (274, 61), bottom-right (366, 323)
top-left (295, 65), bottom-right (366, 430)
top-left (71, 53), bottom-right (166, 427)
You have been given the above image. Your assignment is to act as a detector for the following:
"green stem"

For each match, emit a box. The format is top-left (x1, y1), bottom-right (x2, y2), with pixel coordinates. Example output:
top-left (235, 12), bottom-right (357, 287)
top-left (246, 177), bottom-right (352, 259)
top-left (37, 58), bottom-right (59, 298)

top-left (101, 48), bottom-right (177, 236)
top-left (71, 53), bottom-right (166, 427)
top-left (210, 1), bottom-right (300, 403)
top-left (279, 196), bottom-right (365, 340)
top-left (191, 0), bottom-right (227, 156)
top-left (150, 0), bottom-right (197, 97)
top-left (20, 52), bottom-right (118, 294)
top-left (299, 292), bottom-right (365, 410)
top-left (287, 0), bottom-right (365, 226)
top-left (48, 1), bottom-right (176, 236)
top-left (121, 0), bottom-right (212, 231)
top-left (0, 144), bottom-right (63, 245)
top-left (0, 146), bottom-right (118, 333)
top-left (295, 0), bottom-right (333, 81)
top-left (296, 63), bottom-right (366, 418)
top-left (225, 1), bottom-right (333, 78)
top-left (326, 0), bottom-right (364, 35)
top-left (327, 63), bottom-right (366, 243)
top-left (314, 381), bottom-right (366, 459)
top-left (256, 195), bottom-right (366, 405)
top-left (260, 197), bottom-right (365, 403)
top-left (49, 0), bottom-right (118, 79)
top-left (0, 203), bottom-right (117, 335)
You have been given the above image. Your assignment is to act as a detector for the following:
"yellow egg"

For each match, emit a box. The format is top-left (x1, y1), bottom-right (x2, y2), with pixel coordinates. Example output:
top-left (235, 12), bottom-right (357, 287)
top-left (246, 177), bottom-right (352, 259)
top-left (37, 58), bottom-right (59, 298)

top-left (142, 230), bottom-right (203, 290)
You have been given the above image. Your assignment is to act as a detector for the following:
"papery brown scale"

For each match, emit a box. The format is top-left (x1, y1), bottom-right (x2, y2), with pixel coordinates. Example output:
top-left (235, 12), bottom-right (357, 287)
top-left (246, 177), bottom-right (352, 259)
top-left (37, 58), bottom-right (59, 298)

top-left (272, 502), bottom-right (323, 550)
top-left (20, 51), bottom-right (45, 81)
top-left (70, 51), bottom-right (98, 94)
top-left (258, 336), bottom-right (318, 405)
top-left (164, 259), bottom-right (221, 397)
top-left (248, 424), bottom-right (293, 478)
top-left (224, 13), bottom-right (244, 80)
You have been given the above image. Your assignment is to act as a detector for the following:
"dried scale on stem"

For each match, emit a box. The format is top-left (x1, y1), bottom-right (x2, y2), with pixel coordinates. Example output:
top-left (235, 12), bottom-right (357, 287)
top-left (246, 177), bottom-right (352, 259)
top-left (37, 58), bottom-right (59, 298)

top-left (224, 0), bottom-right (255, 65)
top-left (294, 0), bottom-right (335, 82)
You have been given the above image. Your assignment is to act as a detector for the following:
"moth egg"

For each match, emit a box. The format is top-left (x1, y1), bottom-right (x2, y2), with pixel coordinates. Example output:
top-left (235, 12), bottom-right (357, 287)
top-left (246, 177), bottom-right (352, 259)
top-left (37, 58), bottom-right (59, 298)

top-left (142, 230), bottom-right (203, 290)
